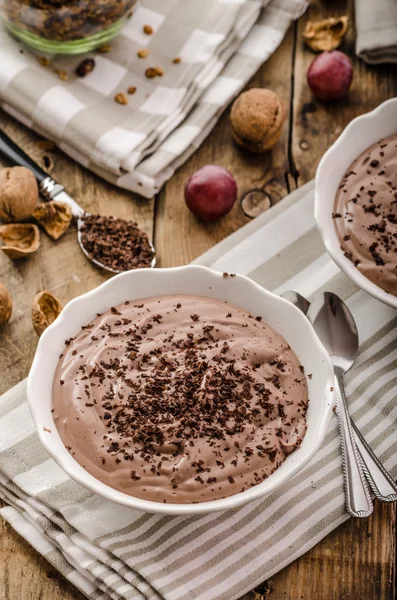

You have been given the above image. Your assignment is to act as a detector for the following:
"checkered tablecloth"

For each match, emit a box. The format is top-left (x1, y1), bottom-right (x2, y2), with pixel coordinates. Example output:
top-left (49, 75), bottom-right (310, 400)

top-left (0, 0), bottom-right (307, 197)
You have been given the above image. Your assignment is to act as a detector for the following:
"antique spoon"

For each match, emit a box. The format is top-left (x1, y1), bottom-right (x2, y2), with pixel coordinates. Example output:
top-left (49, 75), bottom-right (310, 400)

top-left (281, 290), bottom-right (397, 509)
top-left (279, 290), bottom-right (310, 316)
top-left (0, 129), bottom-right (156, 273)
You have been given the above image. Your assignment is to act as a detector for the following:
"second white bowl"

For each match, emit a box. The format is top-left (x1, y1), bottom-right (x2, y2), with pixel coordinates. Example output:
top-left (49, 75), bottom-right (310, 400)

top-left (315, 98), bottom-right (397, 309)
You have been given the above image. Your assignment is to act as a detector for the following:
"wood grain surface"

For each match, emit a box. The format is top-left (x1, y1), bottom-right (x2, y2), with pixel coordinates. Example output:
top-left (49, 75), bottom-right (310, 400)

top-left (1, 0), bottom-right (396, 599)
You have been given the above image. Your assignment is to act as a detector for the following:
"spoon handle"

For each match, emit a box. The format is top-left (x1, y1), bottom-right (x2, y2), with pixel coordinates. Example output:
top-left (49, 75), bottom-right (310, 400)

top-left (334, 375), bottom-right (374, 518)
top-left (351, 421), bottom-right (397, 502)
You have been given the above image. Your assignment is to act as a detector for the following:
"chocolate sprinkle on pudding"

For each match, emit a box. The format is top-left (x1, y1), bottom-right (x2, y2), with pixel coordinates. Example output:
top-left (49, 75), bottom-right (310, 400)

top-left (52, 295), bottom-right (309, 503)
top-left (334, 134), bottom-right (397, 296)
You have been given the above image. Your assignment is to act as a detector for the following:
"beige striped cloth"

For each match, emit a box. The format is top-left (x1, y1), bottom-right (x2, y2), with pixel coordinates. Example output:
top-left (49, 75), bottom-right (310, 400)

top-left (1, 181), bottom-right (397, 600)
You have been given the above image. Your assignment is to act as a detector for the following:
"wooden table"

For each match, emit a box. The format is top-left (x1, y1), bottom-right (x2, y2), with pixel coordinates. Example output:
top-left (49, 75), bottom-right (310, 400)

top-left (1, 1), bottom-right (396, 598)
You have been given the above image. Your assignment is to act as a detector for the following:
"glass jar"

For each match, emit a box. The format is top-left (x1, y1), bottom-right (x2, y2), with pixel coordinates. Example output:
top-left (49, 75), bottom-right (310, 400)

top-left (0, 0), bottom-right (136, 54)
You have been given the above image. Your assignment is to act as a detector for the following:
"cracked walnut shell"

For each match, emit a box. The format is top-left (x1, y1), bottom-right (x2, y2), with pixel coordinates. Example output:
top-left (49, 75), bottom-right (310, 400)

top-left (32, 290), bottom-right (63, 336)
top-left (0, 223), bottom-right (40, 260)
top-left (0, 282), bottom-right (12, 327)
top-left (33, 201), bottom-right (72, 240)
top-left (0, 166), bottom-right (39, 223)
top-left (230, 88), bottom-right (285, 153)
top-left (303, 17), bottom-right (349, 52)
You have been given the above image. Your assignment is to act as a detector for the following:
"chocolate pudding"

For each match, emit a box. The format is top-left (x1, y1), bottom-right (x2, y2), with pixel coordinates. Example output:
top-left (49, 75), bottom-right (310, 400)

top-left (334, 134), bottom-right (397, 296)
top-left (52, 295), bottom-right (309, 504)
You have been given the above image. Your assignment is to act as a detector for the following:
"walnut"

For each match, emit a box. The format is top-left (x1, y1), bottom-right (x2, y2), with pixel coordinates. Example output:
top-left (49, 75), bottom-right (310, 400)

top-left (0, 223), bottom-right (40, 260)
top-left (33, 201), bottom-right (72, 240)
top-left (32, 290), bottom-right (63, 336)
top-left (0, 282), bottom-right (12, 327)
top-left (230, 88), bottom-right (286, 153)
top-left (0, 166), bottom-right (39, 223)
top-left (303, 16), bottom-right (349, 52)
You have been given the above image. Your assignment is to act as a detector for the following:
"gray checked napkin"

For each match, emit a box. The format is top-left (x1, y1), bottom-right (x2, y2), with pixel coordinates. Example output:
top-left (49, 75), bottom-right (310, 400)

top-left (1, 181), bottom-right (397, 600)
top-left (0, 0), bottom-right (307, 198)
top-left (355, 0), bottom-right (397, 64)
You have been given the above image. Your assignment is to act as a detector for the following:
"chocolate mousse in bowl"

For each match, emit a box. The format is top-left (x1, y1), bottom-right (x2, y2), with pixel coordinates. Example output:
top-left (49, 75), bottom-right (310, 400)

top-left (333, 134), bottom-right (397, 297)
top-left (53, 294), bottom-right (309, 504)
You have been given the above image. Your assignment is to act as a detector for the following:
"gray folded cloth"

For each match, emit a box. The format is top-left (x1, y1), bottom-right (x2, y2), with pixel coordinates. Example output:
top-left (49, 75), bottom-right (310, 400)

top-left (355, 0), bottom-right (397, 63)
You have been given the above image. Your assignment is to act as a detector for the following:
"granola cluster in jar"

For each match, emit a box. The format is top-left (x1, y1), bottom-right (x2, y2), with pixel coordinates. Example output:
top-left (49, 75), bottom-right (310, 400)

top-left (4, 0), bottom-right (135, 43)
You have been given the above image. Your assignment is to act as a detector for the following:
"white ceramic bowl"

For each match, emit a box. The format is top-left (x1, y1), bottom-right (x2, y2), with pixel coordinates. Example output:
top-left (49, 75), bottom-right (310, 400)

top-left (315, 98), bottom-right (397, 309)
top-left (28, 266), bottom-right (335, 515)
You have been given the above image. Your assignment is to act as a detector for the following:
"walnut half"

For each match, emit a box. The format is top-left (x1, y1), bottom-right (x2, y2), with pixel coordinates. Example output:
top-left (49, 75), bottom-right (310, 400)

top-left (32, 290), bottom-right (63, 336)
top-left (33, 201), bottom-right (72, 240)
top-left (303, 16), bottom-right (349, 52)
top-left (0, 223), bottom-right (40, 260)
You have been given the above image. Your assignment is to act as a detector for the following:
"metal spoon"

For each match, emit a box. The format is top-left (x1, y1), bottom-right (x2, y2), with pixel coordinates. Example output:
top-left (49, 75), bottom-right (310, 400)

top-left (0, 129), bottom-right (156, 273)
top-left (280, 291), bottom-right (310, 315)
top-left (307, 293), bottom-right (374, 517)
top-left (281, 290), bottom-right (397, 506)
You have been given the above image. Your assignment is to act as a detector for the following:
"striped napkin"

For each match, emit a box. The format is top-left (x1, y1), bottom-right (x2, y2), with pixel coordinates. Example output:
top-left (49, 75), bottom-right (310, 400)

top-left (1, 181), bottom-right (397, 600)
top-left (0, 0), bottom-right (307, 198)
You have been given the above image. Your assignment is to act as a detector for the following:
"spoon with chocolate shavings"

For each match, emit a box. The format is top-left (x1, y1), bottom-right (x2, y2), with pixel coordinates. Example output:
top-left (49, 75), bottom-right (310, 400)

top-left (0, 129), bottom-right (156, 274)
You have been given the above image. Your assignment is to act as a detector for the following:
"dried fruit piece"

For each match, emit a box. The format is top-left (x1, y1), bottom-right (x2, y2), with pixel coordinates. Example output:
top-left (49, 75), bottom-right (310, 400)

top-left (38, 56), bottom-right (50, 67)
top-left (0, 282), bottom-right (12, 327)
top-left (54, 69), bottom-right (68, 81)
top-left (143, 24), bottom-right (153, 35)
top-left (97, 43), bottom-right (112, 53)
top-left (154, 66), bottom-right (164, 76)
top-left (145, 67), bottom-right (157, 79)
top-left (172, 57), bottom-right (181, 64)
top-left (137, 48), bottom-right (149, 58)
top-left (75, 58), bottom-right (95, 77)
top-left (0, 223), bottom-right (40, 260)
top-left (33, 201), bottom-right (72, 240)
top-left (303, 16), bottom-right (349, 52)
top-left (128, 86), bottom-right (137, 95)
top-left (0, 166), bottom-right (38, 223)
top-left (115, 92), bottom-right (128, 105)
top-left (32, 290), bottom-right (62, 336)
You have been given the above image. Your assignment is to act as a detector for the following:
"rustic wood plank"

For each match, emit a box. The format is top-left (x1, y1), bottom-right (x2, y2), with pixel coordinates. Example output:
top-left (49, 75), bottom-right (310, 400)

top-left (0, 516), bottom-right (86, 600)
top-left (154, 27), bottom-right (295, 267)
top-left (255, 502), bottom-right (396, 600)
